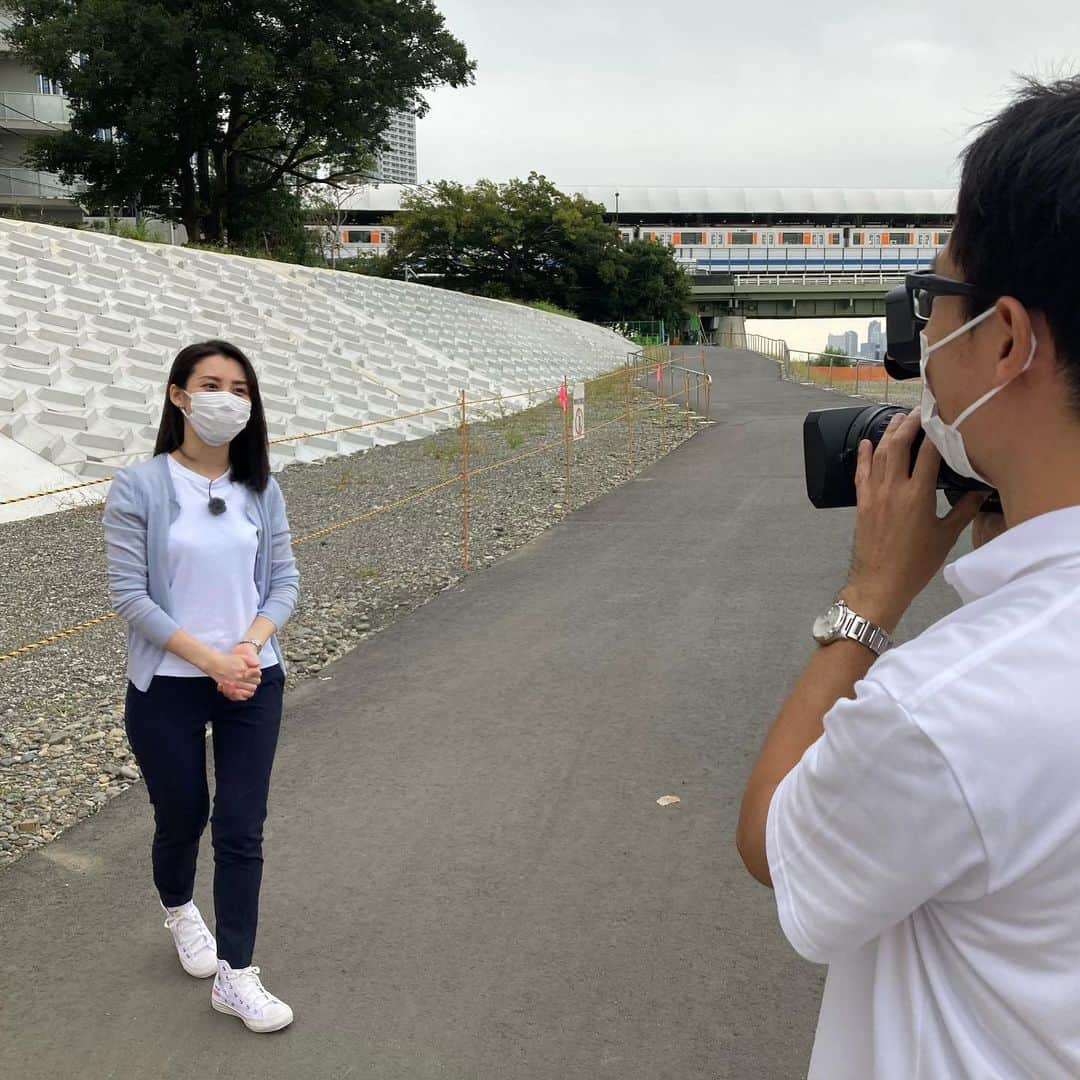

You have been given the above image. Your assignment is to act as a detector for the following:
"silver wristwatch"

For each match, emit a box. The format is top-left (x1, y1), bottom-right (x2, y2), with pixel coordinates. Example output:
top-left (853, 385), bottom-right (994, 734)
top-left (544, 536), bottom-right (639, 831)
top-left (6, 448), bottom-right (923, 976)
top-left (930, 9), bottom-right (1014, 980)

top-left (812, 599), bottom-right (894, 657)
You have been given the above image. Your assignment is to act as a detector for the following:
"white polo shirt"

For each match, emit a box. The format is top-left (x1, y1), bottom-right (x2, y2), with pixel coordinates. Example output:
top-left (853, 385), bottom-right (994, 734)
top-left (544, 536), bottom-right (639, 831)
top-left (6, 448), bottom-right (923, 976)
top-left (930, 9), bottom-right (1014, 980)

top-left (767, 506), bottom-right (1080, 1079)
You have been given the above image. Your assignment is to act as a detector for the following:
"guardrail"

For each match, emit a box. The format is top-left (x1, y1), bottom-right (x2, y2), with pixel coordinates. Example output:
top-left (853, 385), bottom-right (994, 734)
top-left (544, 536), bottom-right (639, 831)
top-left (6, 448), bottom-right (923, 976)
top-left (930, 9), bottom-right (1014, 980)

top-left (633, 356), bottom-right (712, 435)
top-left (674, 245), bottom-right (938, 276)
top-left (784, 347), bottom-right (922, 407)
top-left (719, 331), bottom-right (923, 408)
top-left (730, 273), bottom-right (905, 287)
top-left (715, 330), bottom-right (790, 368)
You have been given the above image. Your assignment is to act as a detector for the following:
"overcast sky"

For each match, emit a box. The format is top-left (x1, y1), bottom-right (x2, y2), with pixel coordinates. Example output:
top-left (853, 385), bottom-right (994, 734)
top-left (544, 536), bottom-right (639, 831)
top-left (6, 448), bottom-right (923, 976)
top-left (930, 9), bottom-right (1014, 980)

top-left (417, 0), bottom-right (1078, 190)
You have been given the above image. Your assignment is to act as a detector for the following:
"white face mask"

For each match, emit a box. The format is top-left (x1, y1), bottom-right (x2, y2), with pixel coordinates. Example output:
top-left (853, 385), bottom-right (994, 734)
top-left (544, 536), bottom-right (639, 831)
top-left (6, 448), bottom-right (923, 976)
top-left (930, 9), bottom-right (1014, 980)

top-left (181, 390), bottom-right (252, 447)
top-left (920, 308), bottom-right (1036, 485)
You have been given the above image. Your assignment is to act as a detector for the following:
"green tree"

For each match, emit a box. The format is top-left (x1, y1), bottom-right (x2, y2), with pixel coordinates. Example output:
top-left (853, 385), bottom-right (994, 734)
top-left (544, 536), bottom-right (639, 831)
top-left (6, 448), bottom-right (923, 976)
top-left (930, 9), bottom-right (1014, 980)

top-left (224, 182), bottom-right (318, 263)
top-left (816, 345), bottom-right (853, 367)
top-left (8, 0), bottom-right (474, 243)
top-left (550, 189), bottom-right (627, 322)
top-left (384, 175), bottom-right (576, 301)
top-left (380, 173), bottom-right (688, 324)
top-left (616, 239), bottom-right (691, 329)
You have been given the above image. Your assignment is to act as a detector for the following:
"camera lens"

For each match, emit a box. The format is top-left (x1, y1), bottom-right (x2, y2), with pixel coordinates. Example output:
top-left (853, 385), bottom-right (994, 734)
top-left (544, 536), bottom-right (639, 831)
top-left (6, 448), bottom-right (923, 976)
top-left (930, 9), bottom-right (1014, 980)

top-left (804, 404), bottom-right (997, 509)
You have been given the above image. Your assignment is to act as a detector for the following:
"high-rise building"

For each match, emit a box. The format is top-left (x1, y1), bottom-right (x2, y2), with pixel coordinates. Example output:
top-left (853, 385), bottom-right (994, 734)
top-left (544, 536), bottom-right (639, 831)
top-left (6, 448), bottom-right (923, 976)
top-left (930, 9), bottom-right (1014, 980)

top-left (0, 8), bottom-right (83, 220)
top-left (374, 111), bottom-right (418, 185)
top-left (826, 330), bottom-right (861, 357)
top-left (867, 320), bottom-right (883, 348)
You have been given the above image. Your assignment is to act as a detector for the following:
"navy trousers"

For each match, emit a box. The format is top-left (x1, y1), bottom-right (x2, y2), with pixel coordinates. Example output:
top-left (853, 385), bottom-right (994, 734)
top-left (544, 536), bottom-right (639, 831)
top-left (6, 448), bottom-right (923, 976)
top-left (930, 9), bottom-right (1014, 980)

top-left (124, 665), bottom-right (284, 969)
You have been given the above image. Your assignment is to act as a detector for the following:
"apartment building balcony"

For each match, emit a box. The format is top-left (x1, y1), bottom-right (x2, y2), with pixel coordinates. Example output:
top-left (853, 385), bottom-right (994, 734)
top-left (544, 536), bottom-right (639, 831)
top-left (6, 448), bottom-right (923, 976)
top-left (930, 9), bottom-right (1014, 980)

top-left (0, 90), bottom-right (71, 130)
top-left (0, 167), bottom-right (83, 200)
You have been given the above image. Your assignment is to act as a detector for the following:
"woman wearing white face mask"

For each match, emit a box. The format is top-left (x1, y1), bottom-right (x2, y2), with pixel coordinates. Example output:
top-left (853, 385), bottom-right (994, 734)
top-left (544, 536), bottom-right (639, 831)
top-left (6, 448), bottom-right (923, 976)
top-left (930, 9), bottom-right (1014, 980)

top-left (103, 340), bottom-right (300, 1033)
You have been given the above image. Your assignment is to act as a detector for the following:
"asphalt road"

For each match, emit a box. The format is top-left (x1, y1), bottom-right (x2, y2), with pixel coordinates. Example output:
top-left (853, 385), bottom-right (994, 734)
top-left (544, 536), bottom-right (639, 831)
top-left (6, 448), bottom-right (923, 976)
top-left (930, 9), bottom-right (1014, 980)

top-left (0, 348), bottom-right (968, 1080)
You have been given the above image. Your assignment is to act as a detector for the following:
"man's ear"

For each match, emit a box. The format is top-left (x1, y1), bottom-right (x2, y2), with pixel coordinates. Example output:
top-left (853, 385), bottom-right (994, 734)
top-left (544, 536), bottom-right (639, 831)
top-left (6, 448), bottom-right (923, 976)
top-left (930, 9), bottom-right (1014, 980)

top-left (991, 297), bottom-right (1036, 383)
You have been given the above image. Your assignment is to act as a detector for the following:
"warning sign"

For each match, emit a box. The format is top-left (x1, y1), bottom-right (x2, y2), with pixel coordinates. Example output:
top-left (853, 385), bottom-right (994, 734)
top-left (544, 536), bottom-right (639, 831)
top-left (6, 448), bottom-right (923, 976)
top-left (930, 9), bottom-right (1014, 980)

top-left (572, 382), bottom-right (585, 441)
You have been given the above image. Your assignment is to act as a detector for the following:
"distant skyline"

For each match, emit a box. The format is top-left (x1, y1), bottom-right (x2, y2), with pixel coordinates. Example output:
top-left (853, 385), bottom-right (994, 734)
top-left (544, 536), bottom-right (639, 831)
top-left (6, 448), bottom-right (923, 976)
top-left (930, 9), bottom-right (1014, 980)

top-left (416, 1), bottom-right (1078, 190)
top-left (748, 319), bottom-right (878, 358)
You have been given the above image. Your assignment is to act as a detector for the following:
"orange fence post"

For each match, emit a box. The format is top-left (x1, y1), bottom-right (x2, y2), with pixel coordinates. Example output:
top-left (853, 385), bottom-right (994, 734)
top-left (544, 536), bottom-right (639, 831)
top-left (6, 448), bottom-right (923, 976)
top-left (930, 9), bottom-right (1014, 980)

top-left (854, 361), bottom-right (861, 396)
top-left (625, 361), bottom-right (635, 478)
top-left (460, 389), bottom-right (470, 572)
top-left (659, 361), bottom-right (668, 451)
top-left (563, 373), bottom-right (572, 514)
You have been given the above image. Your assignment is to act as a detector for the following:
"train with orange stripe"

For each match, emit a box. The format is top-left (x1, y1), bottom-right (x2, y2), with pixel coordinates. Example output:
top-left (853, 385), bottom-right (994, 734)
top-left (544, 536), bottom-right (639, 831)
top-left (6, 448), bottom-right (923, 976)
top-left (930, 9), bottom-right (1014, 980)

top-left (315, 222), bottom-right (949, 275)
top-left (329, 226), bottom-right (391, 256)
top-left (623, 226), bottom-right (952, 247)
top-left (618, 224), bottom-right (949, 275)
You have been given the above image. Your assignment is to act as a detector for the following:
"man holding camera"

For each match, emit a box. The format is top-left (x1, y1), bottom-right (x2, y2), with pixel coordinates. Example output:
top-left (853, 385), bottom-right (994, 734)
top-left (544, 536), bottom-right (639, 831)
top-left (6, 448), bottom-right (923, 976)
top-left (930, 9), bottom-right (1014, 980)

top-left (736, 76), bottom-right (1080, 1078)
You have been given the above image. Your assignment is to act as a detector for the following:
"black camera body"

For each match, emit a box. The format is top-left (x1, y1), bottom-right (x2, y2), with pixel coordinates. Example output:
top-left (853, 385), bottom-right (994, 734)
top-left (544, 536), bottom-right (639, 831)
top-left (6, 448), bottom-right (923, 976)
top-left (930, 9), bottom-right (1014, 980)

top-left (801, 282), bottom-right (1000, 512)
top-left (883, 283), bottom-right (922, 379)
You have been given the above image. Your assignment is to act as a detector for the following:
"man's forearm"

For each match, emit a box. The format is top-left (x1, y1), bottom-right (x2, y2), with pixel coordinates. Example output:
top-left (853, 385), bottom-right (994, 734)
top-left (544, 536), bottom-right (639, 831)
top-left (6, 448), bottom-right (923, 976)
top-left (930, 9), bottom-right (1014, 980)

top-left (735, 411), bottom-right (981, 889)
top-left (736, 640), bottom-right (876, 886)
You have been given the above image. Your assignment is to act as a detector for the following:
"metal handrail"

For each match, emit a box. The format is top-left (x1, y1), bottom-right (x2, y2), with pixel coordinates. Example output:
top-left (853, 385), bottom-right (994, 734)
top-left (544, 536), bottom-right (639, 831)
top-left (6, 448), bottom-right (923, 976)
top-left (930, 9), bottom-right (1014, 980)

top-left (678, 245), bottom-right (938, 277)
top-left (788, 347), bottom-right (883, 366)
top-left (668, 364), bottom-right (712, 384)
top-left (731, 273), bottom-right (905, 287)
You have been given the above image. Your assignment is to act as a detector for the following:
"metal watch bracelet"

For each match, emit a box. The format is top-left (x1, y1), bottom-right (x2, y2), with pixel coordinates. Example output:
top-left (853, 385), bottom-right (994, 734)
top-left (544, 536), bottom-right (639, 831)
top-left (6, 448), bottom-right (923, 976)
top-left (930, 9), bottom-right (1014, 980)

top-left (839, 609), bottom-right (893, 656)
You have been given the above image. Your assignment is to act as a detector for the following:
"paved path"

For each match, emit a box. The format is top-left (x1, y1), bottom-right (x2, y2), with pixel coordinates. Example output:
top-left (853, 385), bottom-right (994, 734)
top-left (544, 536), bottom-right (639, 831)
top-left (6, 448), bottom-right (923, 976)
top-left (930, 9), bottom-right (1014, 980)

top-left (0, 348), bottom-right (966, 1079)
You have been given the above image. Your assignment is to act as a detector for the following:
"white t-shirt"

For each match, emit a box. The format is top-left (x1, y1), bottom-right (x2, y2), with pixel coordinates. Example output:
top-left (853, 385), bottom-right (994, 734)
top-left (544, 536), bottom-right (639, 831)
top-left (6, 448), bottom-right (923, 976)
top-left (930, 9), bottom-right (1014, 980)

top-left (767, 506), bottom-right (1080, 1079)
top-left (155, 455), bottom-right (277, 677)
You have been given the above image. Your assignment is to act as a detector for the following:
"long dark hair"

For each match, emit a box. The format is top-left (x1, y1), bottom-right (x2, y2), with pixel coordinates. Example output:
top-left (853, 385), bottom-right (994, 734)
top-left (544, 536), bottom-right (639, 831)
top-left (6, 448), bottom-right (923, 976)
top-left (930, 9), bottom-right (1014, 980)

top-left (154, 340), bottom-right (271, 493)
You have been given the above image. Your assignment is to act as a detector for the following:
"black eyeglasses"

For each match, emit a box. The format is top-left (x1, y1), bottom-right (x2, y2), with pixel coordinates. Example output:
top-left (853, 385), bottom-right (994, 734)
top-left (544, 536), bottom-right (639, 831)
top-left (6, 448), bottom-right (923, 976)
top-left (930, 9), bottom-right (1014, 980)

top-left (905, 270), bottom-right (985, 321)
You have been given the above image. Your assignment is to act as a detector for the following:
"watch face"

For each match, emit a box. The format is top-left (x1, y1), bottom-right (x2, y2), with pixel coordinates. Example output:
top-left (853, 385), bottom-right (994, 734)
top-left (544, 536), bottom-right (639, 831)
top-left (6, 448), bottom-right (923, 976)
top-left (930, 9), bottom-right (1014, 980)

top-left (813, 603), bottom-right (844, 642)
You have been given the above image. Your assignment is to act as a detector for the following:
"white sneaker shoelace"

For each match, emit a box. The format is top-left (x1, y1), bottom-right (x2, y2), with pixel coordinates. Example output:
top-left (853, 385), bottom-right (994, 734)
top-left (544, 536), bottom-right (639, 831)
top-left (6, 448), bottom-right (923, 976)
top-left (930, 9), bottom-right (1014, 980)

top-left (220, 966), bottom-right (280, 1015)
top-left (163, 906), bottom-right (215, 959)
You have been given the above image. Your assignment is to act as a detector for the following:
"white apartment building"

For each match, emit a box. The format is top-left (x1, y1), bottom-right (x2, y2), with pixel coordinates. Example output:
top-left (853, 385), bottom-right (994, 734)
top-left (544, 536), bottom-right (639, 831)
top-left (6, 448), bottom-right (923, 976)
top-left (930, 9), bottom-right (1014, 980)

top-left (374, 110), bottom-right (417, 185)
top-left (0, 9), bottom-right (82, 221)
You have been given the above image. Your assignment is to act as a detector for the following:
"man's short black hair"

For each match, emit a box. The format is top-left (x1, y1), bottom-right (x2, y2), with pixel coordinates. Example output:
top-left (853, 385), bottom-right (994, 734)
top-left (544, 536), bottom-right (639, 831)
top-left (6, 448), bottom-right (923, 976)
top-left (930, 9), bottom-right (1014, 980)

top-left (951, 75), bottom-right (1080, 407)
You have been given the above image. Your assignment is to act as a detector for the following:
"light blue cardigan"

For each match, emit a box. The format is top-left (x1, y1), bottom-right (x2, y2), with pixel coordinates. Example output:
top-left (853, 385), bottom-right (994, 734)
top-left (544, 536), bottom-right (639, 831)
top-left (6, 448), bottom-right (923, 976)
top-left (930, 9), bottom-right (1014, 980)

top-left (102, 453), bottom-right (300, 691)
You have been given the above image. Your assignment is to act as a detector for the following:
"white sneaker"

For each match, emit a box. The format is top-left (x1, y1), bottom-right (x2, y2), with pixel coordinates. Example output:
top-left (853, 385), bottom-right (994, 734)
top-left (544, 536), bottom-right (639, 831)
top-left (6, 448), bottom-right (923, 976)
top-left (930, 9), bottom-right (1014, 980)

top-left (161, 900), bottom-right (218, 979)
top-left (212, 960), bottom-right (294, 1033)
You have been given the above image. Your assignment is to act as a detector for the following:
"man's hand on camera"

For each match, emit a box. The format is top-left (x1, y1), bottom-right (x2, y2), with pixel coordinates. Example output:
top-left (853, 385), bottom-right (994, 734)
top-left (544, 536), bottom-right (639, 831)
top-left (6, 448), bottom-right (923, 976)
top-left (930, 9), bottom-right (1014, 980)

top-left (841, 411), bottom-right (984, 634)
